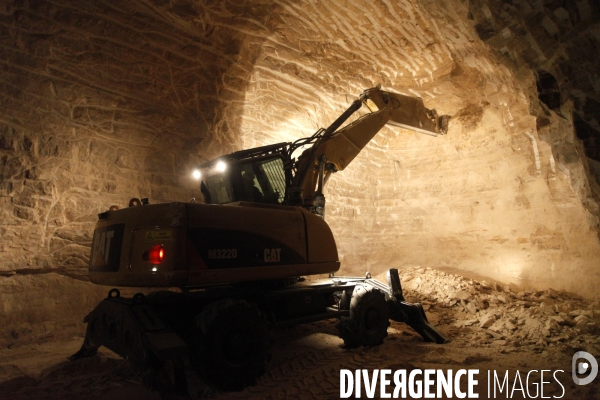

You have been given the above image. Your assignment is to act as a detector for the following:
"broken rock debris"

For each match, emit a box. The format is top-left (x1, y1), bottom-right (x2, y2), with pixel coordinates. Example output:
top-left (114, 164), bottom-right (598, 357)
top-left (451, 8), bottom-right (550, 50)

top-left (377, 266), bottom-right (600, 354)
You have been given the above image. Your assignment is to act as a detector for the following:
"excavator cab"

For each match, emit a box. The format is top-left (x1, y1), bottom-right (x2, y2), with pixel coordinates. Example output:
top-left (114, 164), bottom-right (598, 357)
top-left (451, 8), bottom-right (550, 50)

top-left (198, 143), bottom-right (288, 205)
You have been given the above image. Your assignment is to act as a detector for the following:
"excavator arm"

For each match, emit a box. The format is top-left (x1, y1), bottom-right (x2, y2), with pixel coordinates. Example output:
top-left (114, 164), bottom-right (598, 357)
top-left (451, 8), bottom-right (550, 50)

top-left (194, 86), bottom-right (448, 217)
top-left (292, 86), bottom-right (449, 216)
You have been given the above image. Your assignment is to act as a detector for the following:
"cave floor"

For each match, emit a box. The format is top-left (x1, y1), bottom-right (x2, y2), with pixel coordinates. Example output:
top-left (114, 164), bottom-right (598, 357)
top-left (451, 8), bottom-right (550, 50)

top-left (1, 268), bottom-right (598, 400)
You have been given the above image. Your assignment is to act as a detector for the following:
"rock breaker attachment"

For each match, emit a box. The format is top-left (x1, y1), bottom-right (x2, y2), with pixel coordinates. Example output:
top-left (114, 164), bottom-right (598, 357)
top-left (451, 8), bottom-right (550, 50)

top-left (365, 269), bottom-right (448, 344)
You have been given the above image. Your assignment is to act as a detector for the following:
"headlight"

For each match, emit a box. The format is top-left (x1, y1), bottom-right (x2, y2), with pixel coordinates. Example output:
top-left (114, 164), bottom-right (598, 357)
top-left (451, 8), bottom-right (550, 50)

top-left (216, 161), bottom-right (227, 172)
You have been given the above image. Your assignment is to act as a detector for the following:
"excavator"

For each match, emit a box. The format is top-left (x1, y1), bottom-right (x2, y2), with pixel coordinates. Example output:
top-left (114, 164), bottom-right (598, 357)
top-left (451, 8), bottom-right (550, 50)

top-left (71, 85), bottom-right (450, 394)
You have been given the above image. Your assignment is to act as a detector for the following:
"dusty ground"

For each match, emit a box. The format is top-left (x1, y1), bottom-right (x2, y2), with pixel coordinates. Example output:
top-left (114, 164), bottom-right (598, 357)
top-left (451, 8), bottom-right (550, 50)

top-left (1, 267), bottom-right (599, 399)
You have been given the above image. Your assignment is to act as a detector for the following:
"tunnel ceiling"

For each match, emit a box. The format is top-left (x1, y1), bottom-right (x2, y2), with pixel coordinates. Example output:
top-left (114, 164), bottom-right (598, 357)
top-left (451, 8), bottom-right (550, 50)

top-left (1, 0), bottom-right (600, 346)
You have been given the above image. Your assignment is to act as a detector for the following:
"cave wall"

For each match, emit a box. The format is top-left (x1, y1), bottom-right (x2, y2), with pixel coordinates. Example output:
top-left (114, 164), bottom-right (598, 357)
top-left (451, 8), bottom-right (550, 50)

top-left (0, 0), bottom-right (599, 347)
top-left (235, 0), bottom-right (600, 292)
top-left (0, 0), bottom-right (275, 346)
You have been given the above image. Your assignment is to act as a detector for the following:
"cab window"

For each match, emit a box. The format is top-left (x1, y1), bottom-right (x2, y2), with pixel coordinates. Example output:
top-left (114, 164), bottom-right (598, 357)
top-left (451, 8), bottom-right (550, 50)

top-left (203, 174), bottom-right (234, 204)
top-left (201, 155), bottom-right (287, 204)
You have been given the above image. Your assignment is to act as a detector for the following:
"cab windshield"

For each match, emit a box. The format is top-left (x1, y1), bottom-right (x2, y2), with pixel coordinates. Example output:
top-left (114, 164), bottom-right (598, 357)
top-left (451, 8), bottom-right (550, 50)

top-left (201, 156), bottom-right (286, 205)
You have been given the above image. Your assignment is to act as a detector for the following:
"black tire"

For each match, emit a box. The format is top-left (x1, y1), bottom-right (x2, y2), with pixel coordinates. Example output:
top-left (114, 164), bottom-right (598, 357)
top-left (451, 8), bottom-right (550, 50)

top-left (337, 285), bottom-right (390, 348)
top-left (194, 299), bottom-right (270, 391)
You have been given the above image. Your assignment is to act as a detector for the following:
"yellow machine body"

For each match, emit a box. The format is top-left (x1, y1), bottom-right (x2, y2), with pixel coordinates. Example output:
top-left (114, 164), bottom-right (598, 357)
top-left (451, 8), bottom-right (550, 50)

top-left (89, 201), bottom-right (339, 287)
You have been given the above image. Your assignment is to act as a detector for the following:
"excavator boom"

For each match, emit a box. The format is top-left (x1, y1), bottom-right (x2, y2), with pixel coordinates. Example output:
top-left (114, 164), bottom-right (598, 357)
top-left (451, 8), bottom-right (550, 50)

top-left (196, 86), bottom-right (448, 217)
top-left (291, 86), bottom-right (449, 214)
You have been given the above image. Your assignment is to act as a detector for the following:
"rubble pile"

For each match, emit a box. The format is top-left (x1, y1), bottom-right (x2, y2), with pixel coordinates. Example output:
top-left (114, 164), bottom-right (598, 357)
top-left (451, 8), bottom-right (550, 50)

top-left (393, 266), bottom-right (600, 353)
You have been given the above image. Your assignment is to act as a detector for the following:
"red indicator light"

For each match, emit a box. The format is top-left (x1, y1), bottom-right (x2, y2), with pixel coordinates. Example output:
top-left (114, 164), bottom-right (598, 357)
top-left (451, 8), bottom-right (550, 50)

top-left (148, 244), bottom-right (165, 264)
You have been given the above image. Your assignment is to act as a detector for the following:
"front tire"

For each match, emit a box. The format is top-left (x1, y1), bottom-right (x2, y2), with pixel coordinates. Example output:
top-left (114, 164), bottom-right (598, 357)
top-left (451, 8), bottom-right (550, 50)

top-left (337, 285), bottom-right (390, 348)
top-left (194, 299), bottom-right (270, 391)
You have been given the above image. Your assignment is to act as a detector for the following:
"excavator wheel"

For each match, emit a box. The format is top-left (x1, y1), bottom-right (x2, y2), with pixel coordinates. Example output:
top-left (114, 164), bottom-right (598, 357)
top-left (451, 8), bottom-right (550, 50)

top-left (194, 299), bottom-right (270, 391)
top-left (337, 285), bottom-right (390, 348)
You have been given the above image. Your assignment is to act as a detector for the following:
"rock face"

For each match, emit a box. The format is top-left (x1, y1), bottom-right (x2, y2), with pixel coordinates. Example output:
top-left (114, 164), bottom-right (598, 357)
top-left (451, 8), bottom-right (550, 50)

top-left (0, 0), bottom-right (599, 347)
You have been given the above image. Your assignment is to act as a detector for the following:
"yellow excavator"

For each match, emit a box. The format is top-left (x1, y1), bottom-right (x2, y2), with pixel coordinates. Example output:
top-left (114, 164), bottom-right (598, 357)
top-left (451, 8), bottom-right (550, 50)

top-left (71, 86), bottom-right (449, 394)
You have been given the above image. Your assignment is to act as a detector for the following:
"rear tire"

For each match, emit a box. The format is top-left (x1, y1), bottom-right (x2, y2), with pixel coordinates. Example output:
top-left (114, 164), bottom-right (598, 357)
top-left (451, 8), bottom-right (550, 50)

top-left (194, 299), bottom-right (270, 391)
top-left (337, 285), bottom-right (390, 348)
